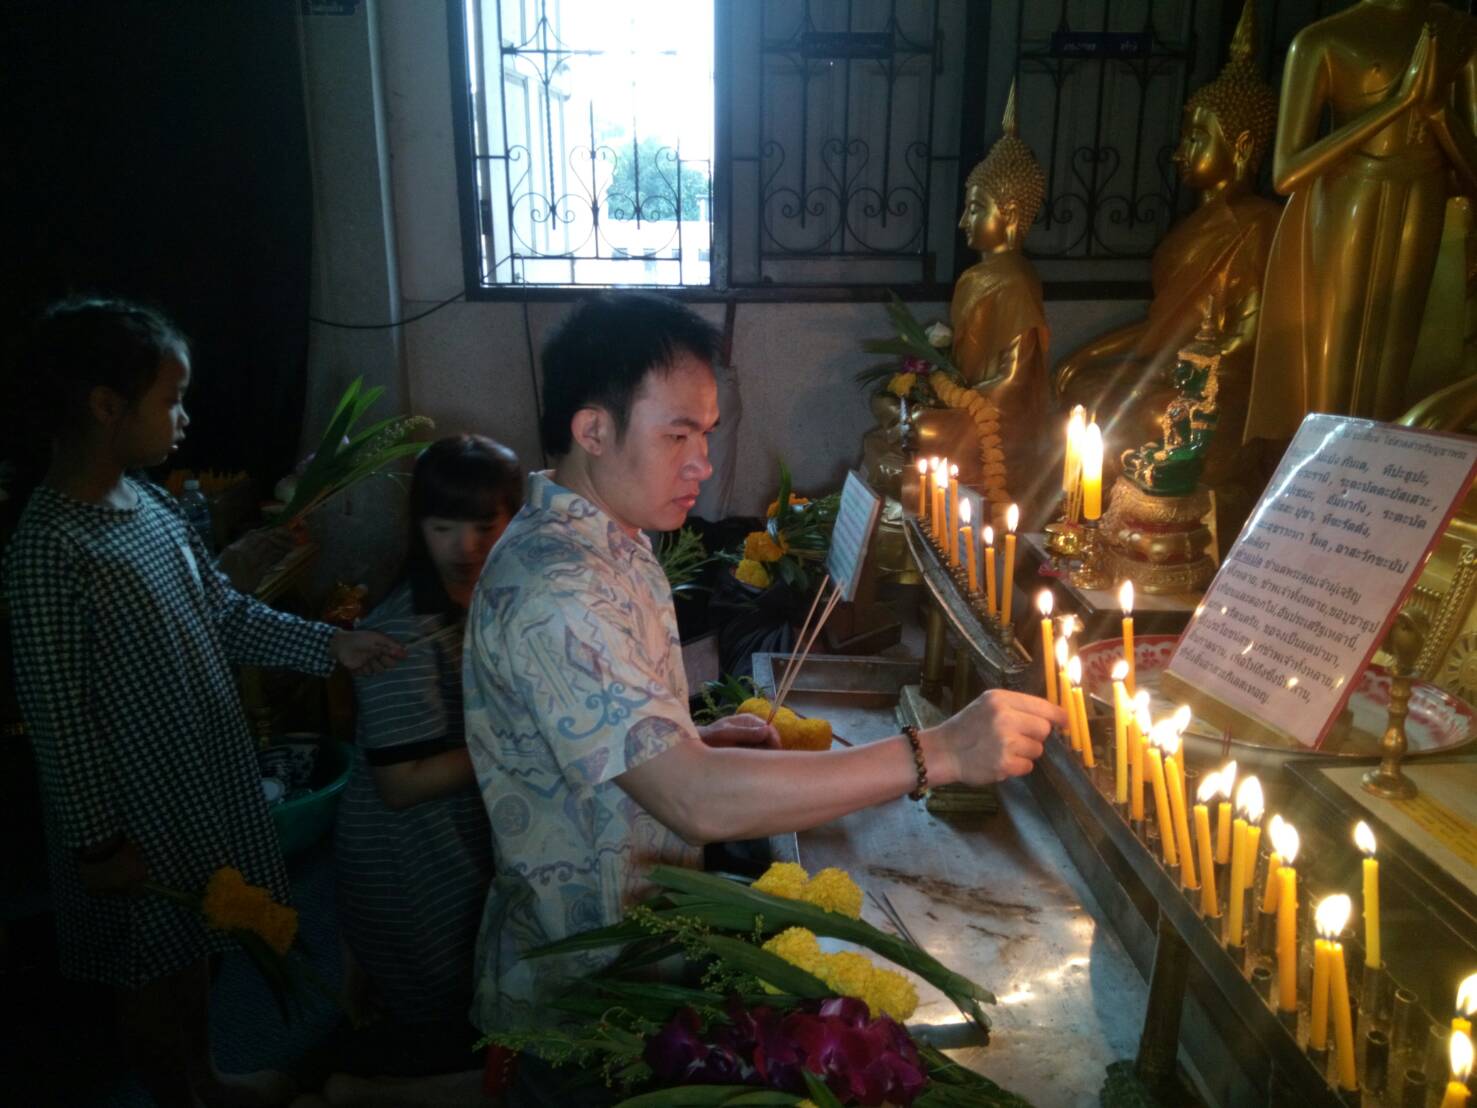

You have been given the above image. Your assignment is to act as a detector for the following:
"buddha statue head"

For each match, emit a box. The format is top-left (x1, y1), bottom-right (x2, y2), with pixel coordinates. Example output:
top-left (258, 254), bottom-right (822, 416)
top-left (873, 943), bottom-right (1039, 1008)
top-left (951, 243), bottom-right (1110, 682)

top-left (1173, 0), bottom-right (1277, 196)
top-left (959, 82), bottom-right (1046, 254)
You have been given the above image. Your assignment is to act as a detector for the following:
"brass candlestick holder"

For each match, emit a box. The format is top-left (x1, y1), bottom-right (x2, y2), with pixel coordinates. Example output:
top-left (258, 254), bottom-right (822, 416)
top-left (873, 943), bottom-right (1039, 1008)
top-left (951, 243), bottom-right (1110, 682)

top-left (1071, 520), bottom-right (1113, 590)
top-left (1363, 609), bottom-right (1428, 800)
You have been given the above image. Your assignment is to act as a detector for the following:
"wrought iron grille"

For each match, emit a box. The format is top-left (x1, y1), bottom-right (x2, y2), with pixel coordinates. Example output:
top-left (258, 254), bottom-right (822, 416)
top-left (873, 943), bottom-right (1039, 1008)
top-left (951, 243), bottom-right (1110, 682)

top-left (452, 0), bottom-right (715, 289)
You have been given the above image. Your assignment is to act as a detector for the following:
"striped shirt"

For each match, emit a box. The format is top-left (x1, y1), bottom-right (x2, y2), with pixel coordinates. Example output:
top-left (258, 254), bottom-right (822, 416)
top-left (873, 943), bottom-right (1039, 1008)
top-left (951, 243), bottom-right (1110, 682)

top-left (334, 582), bottom-right (493, 1025)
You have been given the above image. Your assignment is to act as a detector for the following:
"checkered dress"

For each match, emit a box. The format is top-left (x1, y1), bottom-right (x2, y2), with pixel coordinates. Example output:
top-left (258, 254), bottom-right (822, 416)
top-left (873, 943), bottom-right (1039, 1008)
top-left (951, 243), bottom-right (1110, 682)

top-left (3, 478), bottom-right (337, 989)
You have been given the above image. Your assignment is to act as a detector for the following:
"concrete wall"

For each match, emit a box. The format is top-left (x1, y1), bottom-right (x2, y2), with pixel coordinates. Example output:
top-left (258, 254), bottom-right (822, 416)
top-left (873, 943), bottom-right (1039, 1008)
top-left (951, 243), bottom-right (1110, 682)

top-left (296, 1), bottom-right (1146, 589)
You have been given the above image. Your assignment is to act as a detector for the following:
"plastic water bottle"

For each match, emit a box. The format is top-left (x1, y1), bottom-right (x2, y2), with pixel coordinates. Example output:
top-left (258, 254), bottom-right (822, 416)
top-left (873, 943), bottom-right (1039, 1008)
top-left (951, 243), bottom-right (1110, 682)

top-left (179, 479), bottom-right (215, 554)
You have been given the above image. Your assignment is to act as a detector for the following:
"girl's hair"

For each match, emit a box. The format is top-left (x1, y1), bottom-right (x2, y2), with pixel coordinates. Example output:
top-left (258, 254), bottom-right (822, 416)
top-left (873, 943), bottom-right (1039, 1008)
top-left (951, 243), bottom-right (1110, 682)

top-left (405, 434), bottom-right (524, 614)
top-left (27, 297), bottom-right (190, 436)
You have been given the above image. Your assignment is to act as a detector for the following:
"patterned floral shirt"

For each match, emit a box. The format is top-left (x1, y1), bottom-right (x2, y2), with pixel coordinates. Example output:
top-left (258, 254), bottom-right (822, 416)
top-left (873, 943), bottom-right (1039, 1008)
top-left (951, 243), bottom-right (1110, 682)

top-left (464, 472), bottom-right (701, 1031)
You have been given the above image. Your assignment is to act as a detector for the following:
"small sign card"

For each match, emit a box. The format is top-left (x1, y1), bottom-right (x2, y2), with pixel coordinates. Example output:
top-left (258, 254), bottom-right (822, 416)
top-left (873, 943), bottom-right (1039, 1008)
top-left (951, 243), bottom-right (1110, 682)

top-left (1161, 415), bottom-right (1477, 749)
top-left (826, 471), bottom-right (883, 603)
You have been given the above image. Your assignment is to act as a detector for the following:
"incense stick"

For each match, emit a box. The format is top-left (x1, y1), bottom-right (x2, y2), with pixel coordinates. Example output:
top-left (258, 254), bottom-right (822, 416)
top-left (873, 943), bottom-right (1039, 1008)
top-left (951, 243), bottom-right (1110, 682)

top-left (769, 584), bottom-right (843, 722)
top-left (771, 573), bottom-right (832, 705)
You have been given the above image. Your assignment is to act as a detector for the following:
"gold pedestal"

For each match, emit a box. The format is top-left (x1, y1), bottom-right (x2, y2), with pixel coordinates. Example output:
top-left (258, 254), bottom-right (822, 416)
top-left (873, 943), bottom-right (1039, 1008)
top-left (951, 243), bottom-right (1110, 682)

top-left (1101, 478), bottom-right (1216, 595)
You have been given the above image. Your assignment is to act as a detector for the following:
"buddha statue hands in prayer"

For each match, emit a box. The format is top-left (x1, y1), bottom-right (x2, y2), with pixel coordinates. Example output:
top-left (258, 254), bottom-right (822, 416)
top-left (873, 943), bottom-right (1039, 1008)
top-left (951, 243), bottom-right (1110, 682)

top-left (1055, 0), bottom-right (1278, 549)
top-left (917, 83), bottom-right (1052, 529)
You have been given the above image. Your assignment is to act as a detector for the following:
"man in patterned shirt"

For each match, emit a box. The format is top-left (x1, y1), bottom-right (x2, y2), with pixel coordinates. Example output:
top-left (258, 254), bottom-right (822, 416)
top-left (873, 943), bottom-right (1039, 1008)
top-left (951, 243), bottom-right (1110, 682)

top-left (464, 293), bottom-right (1064, 1045)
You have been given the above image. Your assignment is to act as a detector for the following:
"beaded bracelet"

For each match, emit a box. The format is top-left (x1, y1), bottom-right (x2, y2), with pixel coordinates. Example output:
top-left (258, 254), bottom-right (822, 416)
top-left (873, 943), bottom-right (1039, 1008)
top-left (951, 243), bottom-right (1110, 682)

top-left (902, 725), bottom-right (928, 800)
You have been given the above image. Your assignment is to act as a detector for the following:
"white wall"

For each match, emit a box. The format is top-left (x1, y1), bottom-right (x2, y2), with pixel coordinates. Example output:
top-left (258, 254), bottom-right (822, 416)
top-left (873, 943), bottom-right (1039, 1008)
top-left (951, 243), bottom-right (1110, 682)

top-left (296, 1), bottom-right (1146, 589)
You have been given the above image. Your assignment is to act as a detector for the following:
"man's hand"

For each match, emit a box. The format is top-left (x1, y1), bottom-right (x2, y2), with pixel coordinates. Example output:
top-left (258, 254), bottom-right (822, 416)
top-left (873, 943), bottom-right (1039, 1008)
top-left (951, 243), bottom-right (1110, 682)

top-left (78, 838), bottom-right (148, 897)
top-left (331, 630), bottom-right (406, 676)
top-left (924, 689), bottom-right (1064, 787)
top-left (698, 713), bottom-right (781, 749)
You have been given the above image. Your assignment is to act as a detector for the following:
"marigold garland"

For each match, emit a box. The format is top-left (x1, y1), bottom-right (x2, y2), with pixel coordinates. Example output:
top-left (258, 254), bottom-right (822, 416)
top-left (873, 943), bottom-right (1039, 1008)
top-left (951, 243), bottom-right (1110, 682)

top-left (928, 369), bottom-right (1012, 516)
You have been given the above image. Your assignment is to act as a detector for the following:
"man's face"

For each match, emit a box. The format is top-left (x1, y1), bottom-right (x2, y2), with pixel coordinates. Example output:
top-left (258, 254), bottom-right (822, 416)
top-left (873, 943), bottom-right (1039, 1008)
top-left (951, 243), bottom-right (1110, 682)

top-left (1173, 105), bottom-right (1236, 190)
top-left (588, 353), bottom-right (719, 534)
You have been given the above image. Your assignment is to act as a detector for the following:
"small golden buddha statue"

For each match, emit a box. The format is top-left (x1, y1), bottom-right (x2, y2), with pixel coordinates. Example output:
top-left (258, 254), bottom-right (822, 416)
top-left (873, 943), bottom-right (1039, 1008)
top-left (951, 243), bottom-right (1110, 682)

top-left (915, 83), bottom-right (1052, 531)
top-left (1055, 0), bottom-right (1279, 551)
top-left (1244, 0), bottom-right (1477, 443)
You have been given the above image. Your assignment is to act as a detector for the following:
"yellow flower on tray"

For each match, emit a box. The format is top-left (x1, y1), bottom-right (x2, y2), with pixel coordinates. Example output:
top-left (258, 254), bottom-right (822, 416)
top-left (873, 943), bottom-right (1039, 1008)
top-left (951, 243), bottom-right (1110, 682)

top-left (803, 867), bottom-right (863, 919)
top-left (734, 558), bottom-right (771, 589)
top-left (742, 530), bottom-right (787, 563)
top-left (886, 371), bottom-right (918, 398)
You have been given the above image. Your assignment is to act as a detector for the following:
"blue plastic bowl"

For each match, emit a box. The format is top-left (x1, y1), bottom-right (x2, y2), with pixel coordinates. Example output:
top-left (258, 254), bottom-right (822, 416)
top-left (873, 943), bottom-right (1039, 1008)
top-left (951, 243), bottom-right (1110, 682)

top-left (267, 738), bottom-right (352, 856)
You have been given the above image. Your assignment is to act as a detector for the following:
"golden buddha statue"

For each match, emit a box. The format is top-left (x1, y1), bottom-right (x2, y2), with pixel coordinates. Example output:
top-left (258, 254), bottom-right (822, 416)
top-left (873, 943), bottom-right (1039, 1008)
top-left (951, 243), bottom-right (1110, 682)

top-left (1243, 0), bottom-right (1477, 444)
top-left (1056, 0), bottom-right (1280, 551)
top-left (915, 83), bottom-right (1052, 531)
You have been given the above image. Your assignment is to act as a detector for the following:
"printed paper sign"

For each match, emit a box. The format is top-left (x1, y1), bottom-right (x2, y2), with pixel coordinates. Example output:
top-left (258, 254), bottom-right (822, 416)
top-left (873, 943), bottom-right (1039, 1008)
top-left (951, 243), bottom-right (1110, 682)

top-left (827, 471), bottom-right (883, 603)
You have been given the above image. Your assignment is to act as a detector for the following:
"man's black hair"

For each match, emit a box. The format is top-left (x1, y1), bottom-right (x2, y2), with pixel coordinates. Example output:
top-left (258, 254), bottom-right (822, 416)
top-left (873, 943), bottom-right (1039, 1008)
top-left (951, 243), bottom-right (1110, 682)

top-left (538, 292), bottom-right (722, 458)
top-left (404, 434), bottom-right (524, 615)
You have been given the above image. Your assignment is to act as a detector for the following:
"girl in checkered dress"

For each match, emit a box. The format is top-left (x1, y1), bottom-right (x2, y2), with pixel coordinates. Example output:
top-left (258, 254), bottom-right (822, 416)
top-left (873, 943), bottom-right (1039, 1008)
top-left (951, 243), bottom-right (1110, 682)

top-left (3, 299), bottom-right (404, 1107)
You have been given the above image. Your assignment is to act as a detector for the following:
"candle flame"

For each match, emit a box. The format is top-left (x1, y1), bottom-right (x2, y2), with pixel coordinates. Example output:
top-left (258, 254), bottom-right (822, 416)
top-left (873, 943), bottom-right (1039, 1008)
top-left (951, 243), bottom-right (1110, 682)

top-left (1118, 579), bottom-right (1134, 615)
top-left (1235, 776), bottom-right (1264, 821)
top-left (984, 525), bottom-right (994, 546)
top-left (1314, 893), bottom-right (1352, 938)
top-left (1055, 636), bottom-right (1069, 667)
top-left (1111, 659), bottom-right (1129, 682)
top-left (960, 498), bottom-right (972, 525)
top-left (1036, 589), bottom-right (1053, 616)
top-left (934, 466), bottom-right (948, 489)
top-left (1269, 817), bottom-right (1299, 864)
top-left (1133, 690), bottom-right (1152, 733)
top-left (1067, 655), bottom-right (1083, 685)
top-left (929, 456), bottom-right (940, 471)
top-left (1219, 761), bottom-right (1237, 799)
top-left (1058, 613), bottom-right (1078, 639)
top-left (1171, 704), bottom-right (1192, 734)
top-left (1354, 820), bottom-right (1377, 857)
top-left (917, 457), bottom-right (928, 474)
top-left (1147, 719), bottom-right (1176, 752)
top-left (1197, 771), bottom-right (1221, 805)
top-left (1452, 1029), bottom-right (1473, 1084)
top-left (1457, 973), bottom-right (1477, 1017)
top-left (1006, 503), bottom-right (1019, 533)
top-left (950, 463), bottom-right (959, 478)
top-left (1081, 422), bottom-right (1104, 481)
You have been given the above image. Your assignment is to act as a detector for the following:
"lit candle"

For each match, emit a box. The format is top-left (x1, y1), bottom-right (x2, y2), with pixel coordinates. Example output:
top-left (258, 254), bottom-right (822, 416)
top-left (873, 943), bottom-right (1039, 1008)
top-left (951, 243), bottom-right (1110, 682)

top-left (1323, 893), bottom-right (1358, 1091)
top-left (1355, 821), bottom-right (1380, 971)
top-left (1195, 773), bottom-right (1220, 918)
top-left (1243, 815), bottom-right (1262, 891)
top-left (916, 457), bottom-right (929, 520)
top-left (948, 464), bottom-right (961, 566)
top-left (1037, 590), bottom-right (1057, 705)
top-left (1227, 776), bottom-right (1262, 948)
top-left (1215, 761), bottom-right (1237, 866)
top-left (960, 499), bottom-right (978, 593)
top-left (1443, 1030), bottom-right (1473, 1108)
top-left (1161, 722), bottom-right (1197, 891)
top-left (1145, 728), bottom-right (1177, 866)
top-left (933, 463), bottom-right (949, 544)
top-left (1130, 690), bottom-right (1151, 823)
top-left (927, 458), bottom-right (940, 538)
top-left (1055, 634), bottom-right (1071, 713)
top-left (1063, 405), bottom-right (1085, 499)
top-left (1456, 974), bottom-right (1477, 1036)
top-left (1261, 813), bottom-right (1285, 913)
top-left (1081, 421), bottom-right (1104, 521)
top-left (1119, 579), bottom-right (1136, 694)
top-left (1310, 894), bottom-right (1345, 1053)
top-left (1069, 655), bottom-right (1094, 767)
top-left (1111, 659), bottom-right (1130, 806)
top-left (1001, 505), bottom-right (1019, 627)
top-left (983, 525), bottom-right (998, 616)
top-left (1271, 818), bottom-right (1301, 1014)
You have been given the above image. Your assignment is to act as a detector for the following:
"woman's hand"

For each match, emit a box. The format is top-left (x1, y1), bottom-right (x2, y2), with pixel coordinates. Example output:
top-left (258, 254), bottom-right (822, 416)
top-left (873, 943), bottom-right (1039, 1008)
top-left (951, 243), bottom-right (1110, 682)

top-left (698, 713), bottom-right (781, 749)
top-left (331, 630), bottom-right (407, 676)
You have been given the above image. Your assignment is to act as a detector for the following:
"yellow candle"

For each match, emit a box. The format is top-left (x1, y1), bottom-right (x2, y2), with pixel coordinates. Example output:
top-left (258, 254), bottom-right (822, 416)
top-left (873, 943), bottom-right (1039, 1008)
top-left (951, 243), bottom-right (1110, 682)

top-left (1330, 939), bottom-right (1358, 1090)
top-left (933, 464), bottom-right (948, 543)
top-left (1194, 781), bottom-right (1219, 918)
top-left (961, 499), bottom-right (978, 593)
top-left (1073, 684), bottom-right (1094, 768)
top-left (1244, 823), bottom-right (1262, 890)
top-left (983, 525), bottom-right (997, 616)
top-left (1355, 821), bottom-right (1380, 970)
top-left (1063, 405), bottom-right (1085, 495)
top-left (1228, 777), bottom-right (1262, 947)
top-left (947, 465), bottom-right (960, 565)
top-left (1228, 818), bottom-right (1249, 946)
top-left (1163, 733), bottom-right (1197, 890)
top-left (1310, 938), bottom-right (1333, 1051)
top-left (1442, 1030), bottom-right (1473, 1108)
top-left (1262, 814), bottom-right (1286, 911)
top-left (1270, 818), bottom-right (1301, 1013)
top-left (1082, 421), bottom-right (1103, 521)
top-left (1055, 635), bottom-right (1071, 713)
top-left (1147, 744), bottom-right (1177, 866)
top-left (1111, 660), bottom-right (1130, 806)
top-left (1064, 655), bottom-right (1085, 754)
top-left (1000, 505), bottom-right (1018, 627)
top-left (1118, 580), bottom-right (1135, 695)
top-left (1037, 590), bottom-right (1057, 705)
top-left (916, 457), bottom-right (928, 520)
top-left (1130, 691), bottom-right (1150, 823)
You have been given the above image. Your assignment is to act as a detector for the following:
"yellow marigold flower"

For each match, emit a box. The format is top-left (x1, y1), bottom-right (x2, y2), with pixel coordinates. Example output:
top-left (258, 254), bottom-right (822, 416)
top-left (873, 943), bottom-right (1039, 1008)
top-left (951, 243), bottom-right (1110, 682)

top-left (201, 866), bottom-right (297, 955)
top-left (766, 495), bottom-right (811, 518)
top-left (734, 559), bottom-right (771, 589)
top-left (736, 696), bottom-right (772, 719)
top-left (743, 531), bottom-right (787, 563)
top-left (802, 867), bottom-right (863, 919)
top-left (819, 950), bottom-right (875, 1003)
top-left (203, 867), bottom-right (253, 930)
top-left (864, 966), bottom-right (920, 1022)
top-left (753, 861), bottom-right (809, 901)
top-left (763, 926), bottom-right (824, 976)
top-left (886, 371), bottom-right (918, 398)
top-left (783, 716), bottom-right (832, 752)
top-left (256, 903), bottom-right (300, 957)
